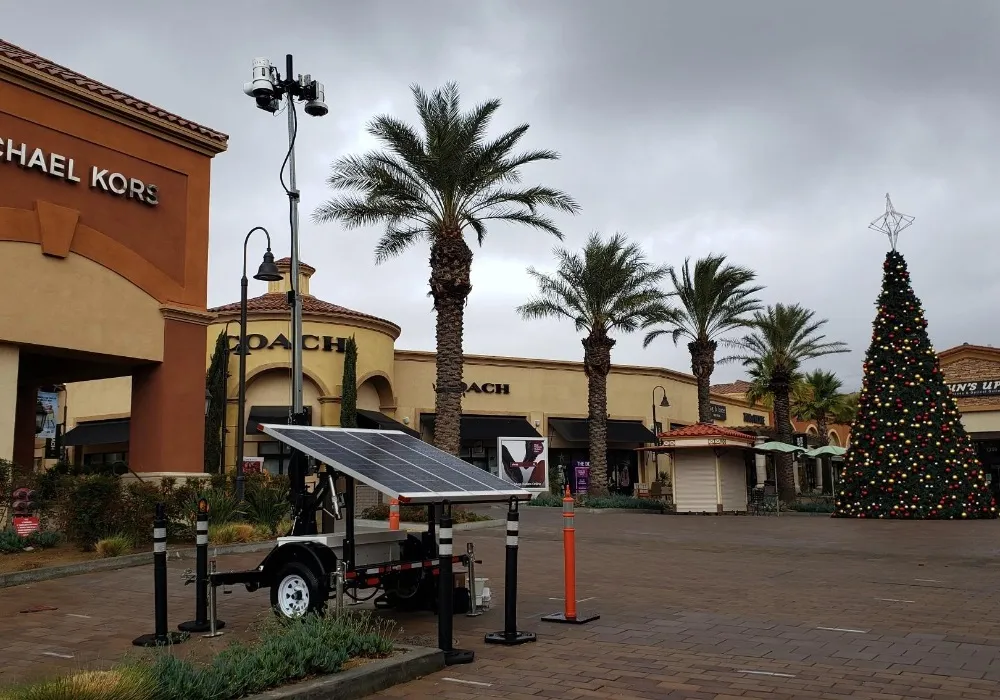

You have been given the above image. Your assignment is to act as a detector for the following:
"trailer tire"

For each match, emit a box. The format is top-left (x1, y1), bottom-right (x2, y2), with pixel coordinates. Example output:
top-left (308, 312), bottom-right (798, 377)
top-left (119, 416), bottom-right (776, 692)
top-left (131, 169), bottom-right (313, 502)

top-left (270, 561), bottom-right (326, 619)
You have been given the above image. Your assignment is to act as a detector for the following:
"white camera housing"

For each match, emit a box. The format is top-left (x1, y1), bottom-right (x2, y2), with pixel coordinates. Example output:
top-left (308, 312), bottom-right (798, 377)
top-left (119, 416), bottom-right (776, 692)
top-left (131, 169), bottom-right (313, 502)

top-left (248, 57), bottom-right (276, 98)
top-left (304, 80), bottom-right (328, 117)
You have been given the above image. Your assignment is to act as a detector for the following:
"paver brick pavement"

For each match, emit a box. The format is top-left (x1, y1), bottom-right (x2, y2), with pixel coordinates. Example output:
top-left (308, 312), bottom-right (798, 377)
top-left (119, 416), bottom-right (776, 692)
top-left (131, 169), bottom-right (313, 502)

top-left (1, 509), bottom-right (1000, 698)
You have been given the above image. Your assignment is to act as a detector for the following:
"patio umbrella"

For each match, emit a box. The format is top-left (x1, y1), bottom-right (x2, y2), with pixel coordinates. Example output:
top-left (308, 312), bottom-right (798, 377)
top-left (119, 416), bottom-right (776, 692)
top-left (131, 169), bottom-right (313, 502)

top-left (755, 441), bottom-right (806, 454)
top-left (804, 445), bottom-right (847, 458)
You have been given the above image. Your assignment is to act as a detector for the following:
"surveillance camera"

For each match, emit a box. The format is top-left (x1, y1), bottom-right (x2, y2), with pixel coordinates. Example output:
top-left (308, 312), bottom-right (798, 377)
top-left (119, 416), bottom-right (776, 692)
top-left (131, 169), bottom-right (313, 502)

top-left (303, 80), bottom-right (328, 117)
top-left (249, 57), bottom-right (276, 99)
top-left (255, 94), bottom-right (280, 113)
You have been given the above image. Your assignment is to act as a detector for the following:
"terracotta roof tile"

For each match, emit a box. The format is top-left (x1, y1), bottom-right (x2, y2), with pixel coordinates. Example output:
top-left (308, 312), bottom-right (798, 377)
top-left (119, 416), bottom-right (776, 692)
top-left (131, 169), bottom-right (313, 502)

top-left (274, 257), bottom-right (316, 274)
top-left (658, 423), bottom-right (756, 441)
top-left (209, 292), bottom-right (399, 332)
top-left (0, 39), bottom-right (228, 145)
top-left (710, 380), bottom-right (752, 395)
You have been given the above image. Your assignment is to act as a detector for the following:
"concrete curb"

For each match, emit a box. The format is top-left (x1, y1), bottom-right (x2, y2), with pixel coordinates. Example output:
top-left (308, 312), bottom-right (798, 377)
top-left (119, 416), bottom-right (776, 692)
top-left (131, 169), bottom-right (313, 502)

top-left (354, 518), bottom-right (502, 532)
top-left (0, 539), bottom-right (277, 589)
top-left (244, 646), bottom-right (444, 700)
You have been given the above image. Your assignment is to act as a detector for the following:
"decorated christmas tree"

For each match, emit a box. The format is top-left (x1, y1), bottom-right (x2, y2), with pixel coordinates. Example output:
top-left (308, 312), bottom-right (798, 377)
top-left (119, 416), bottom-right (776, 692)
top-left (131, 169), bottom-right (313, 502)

top-left (835, 197), bottom-right (996, 519)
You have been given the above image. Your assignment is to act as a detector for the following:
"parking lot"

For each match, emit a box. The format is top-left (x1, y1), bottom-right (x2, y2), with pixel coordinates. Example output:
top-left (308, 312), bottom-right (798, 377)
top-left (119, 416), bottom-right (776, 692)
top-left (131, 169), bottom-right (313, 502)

top-left (3, 508), bottom-right (1000, 699)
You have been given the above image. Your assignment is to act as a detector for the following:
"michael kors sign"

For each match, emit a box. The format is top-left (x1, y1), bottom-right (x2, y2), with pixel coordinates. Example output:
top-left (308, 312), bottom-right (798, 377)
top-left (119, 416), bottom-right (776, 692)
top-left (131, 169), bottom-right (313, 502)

top-left (1, 138), bottom-right (159, 206)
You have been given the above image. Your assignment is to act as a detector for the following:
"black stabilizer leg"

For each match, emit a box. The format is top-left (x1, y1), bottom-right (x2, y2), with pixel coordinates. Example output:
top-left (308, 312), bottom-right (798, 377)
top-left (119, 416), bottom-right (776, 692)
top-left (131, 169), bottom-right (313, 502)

top-left (179, 499), bottom-right (225, 632)
top-left (485, 497), bottom-right (536, 646)
top-left (133, 503), bottom-right (188, 647)
top-left (438, 501), bottom-right (474, 664)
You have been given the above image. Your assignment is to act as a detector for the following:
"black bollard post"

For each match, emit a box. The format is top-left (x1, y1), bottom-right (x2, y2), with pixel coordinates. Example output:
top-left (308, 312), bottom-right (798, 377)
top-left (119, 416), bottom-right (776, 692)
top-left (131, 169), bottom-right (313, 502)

top-left (179, 498), bottom-right (226, 633)
top-left (485, 497), bottom-right (536, 646)
top-left (437, 501), bottom-right (474, 664)
top-left (133, 502), bottom-right (188, 647)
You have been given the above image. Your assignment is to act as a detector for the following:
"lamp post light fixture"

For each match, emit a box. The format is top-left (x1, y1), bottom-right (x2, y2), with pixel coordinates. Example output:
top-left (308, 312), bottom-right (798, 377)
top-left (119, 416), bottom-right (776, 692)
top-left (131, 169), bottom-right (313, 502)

top-left (651, 386), bottom-right (670, 480)
top-left (235, 227), bottom-right (283, 502)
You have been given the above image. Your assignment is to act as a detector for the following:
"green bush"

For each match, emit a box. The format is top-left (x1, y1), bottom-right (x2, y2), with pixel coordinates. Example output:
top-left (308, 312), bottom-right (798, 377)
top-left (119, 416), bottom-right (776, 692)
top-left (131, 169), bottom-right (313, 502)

top-left (0, 529), bottom-right (26, 554)
top-left (526, 492), bottom-right (665, 511)
top-left (790, 500), bottom-right (835, 513)
top-left (359, 503), bottom-right (492, 523)
top-left (60, 476), bottom-right (123, 550)
top-left (243, 477), bottom-right (290, 534)
top-left (95, 534), bottom-right (134, 558)
top-left (152, 613), bottom-right (393, 700)
top-left (0, 666), bottom-right (157, 700)
top-left (182, 489), bottom-right (243, 528)
top-left (26, 530), bottom-right (61, 549)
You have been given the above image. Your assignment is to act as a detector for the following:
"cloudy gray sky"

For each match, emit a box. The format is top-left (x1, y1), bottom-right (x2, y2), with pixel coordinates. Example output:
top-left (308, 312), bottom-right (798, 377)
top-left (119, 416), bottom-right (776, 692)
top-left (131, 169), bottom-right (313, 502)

top-left (7, 0), bottom-right (1000, 390)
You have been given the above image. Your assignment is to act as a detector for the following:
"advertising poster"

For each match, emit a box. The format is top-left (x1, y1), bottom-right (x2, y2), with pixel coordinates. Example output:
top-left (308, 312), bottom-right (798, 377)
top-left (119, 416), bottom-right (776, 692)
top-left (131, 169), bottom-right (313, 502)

top-left (573, 461), bottom-right (591, 495)
top-left (242, 456), bottom-right (265, 476)
top-left (498, 437), bottom-right (549, 493)
top-left (36, 390), bottom-right (58, 440)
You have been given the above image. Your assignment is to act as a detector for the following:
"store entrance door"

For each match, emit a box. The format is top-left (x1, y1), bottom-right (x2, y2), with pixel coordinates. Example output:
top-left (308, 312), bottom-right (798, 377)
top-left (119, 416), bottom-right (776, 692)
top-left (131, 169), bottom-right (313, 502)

top-left (976, 439), bottom-right (1000, 501)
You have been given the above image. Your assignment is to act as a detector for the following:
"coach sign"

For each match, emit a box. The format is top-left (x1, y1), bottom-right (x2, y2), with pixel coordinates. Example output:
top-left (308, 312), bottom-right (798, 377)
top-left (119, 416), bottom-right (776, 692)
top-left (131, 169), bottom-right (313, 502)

top-left (1, 137), bottom-right (159, 206)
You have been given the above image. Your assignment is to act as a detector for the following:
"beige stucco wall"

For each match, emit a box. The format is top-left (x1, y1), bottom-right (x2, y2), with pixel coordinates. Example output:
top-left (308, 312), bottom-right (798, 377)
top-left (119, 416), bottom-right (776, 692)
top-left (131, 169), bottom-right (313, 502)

top-left (0, 344), bottom-right (18, 461)
top-left (65, 377), bottom-right (131, 426)
top-left (0, 243), bottom-right (164, 361)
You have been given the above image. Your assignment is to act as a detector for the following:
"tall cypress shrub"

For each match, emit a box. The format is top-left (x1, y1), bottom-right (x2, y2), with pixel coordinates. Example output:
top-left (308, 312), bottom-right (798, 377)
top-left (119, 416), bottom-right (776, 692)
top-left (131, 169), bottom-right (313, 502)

top-left (340, 336), bottom-right (358, 428)
top-left (204, 330), bottom-right (228, 473)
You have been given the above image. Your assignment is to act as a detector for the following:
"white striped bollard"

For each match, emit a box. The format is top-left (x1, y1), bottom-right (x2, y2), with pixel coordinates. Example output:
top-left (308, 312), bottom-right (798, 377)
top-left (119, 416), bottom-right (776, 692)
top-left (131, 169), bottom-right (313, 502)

top-left (133, 502), bottom-right (188, 647)
top-left (437, 500), bottom-right (474, 664)
top-left (485, 496), bottom-right (536, 645)
top-left (179, 498), bottom-right (226, 632)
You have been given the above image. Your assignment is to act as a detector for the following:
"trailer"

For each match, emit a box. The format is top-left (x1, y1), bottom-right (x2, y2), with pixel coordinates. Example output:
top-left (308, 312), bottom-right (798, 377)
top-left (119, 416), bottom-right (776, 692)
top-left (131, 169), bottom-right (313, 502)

top-left (209, 425), bottom-right (531, 658)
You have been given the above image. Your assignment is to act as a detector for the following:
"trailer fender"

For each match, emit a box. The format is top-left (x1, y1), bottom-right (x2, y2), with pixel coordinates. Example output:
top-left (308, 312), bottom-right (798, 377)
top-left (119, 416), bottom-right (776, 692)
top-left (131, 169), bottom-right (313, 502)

top-left (258, 541), bottom-right (338, 592)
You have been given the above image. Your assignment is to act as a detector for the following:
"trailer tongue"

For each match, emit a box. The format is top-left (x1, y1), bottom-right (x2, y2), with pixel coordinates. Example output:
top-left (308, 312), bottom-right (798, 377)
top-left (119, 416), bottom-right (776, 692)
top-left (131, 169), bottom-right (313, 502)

top-left (209, 425), bottom-right (531, 663)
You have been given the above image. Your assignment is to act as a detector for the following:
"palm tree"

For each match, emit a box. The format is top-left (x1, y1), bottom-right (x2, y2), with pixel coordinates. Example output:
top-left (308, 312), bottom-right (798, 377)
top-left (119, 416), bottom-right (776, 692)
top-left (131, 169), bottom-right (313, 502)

top-left (643, 254), bottom-right (763, 423)
top-left (792, 369), bottom-right (847, 447)
top-left (313, 83), bottom-right (579, 455)
top-left (726, 303), bottom-right (849, 503)
top-left (518, 233), bottom-right (670, 495)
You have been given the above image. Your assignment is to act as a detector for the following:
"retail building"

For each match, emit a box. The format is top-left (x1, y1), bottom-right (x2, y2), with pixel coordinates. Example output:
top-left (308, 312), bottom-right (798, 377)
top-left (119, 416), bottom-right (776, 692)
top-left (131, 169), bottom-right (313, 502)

top-left (0, 40), bottom-right (227, 477)
top-left (51, 260), bottom-right (772, 500)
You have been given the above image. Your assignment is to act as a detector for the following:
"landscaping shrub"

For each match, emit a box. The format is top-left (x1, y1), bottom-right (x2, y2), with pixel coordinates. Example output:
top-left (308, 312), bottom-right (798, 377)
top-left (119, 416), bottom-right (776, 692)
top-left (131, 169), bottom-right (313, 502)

top-left (359, 503), bottom-right (492, 523)
top-left (183, 489), bottom-right (243, 528)
top-left (26, 530), bottom-right (61, 549)
top-left (0, 529), bottom-right (26, 554)
top-left (0, 666), bottom-right (157, 700)
top-left (151, 612), bottom-right (393, 700)
top-left (59, 476), bottom-right (123, 550)
top-left (527, 492), bottom-right (665, 511)
top-left (95, 534), bottom-right (133, 558)
top-left (243, 477), bottom-right (290, 534)
top-left (209, 523), bottom-right (258, 545)
top-left (0, 529), bottom-right (63, 554)
top-left (790, 499), bottom-right (835, 513)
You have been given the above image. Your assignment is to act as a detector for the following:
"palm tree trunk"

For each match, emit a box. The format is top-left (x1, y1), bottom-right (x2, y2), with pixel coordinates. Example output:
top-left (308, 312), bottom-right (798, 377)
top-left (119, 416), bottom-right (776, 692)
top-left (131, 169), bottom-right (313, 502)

top-left (689, 340), bottom-right (717, 423)
top-left (771, 377), bottom-right (796, 504)
top-left (429, 236), bottom-right (473, 456)
top-left (583, 334), bottom-right (614, 497)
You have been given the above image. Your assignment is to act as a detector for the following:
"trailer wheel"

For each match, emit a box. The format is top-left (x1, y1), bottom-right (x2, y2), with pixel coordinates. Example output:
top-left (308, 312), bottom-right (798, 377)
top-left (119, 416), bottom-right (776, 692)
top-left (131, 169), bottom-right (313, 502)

top-left (270, 561), bottom-right (326, 619)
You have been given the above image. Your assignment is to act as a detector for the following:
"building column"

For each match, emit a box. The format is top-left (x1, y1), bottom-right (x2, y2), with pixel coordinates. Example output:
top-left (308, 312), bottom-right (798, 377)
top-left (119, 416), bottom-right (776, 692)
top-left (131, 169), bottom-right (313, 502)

top-left (129, 308), bottom-right (212, 474)
top-left (0, 344), bottom-right (19, 462)
top-left (13, 382), bottom-right (37, 469)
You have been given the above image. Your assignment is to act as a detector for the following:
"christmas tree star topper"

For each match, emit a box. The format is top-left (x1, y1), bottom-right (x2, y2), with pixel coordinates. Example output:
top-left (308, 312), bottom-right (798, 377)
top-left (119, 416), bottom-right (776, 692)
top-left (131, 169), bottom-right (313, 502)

top-left (869, 193), bottom-right (914, 251)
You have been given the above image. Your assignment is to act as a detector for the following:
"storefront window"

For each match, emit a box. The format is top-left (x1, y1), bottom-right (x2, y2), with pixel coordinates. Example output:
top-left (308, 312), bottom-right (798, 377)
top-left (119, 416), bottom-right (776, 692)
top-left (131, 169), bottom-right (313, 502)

top-left (258, 441), bottom-right (293, 476)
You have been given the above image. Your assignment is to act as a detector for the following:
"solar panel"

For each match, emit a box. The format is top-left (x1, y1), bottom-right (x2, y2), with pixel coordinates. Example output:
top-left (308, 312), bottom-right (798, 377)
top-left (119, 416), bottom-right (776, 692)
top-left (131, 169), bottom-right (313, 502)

top-left (259, 425), bottom-right (532, 504)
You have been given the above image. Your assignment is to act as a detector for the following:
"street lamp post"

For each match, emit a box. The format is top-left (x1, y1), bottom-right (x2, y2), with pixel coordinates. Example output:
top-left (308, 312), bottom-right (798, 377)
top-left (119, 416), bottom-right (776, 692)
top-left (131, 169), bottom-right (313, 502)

top-left (235, 228), bottom-right (282, 502)
top-left (651, 386), bottom-right (670, 479)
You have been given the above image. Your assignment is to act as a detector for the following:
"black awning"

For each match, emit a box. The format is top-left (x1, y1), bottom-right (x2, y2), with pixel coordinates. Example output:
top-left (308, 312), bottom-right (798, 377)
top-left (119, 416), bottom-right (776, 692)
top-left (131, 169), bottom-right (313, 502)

top-left (548, 417), bottom-right (657, 444)
top-left (420, 414), bottom-right (540, 441)
top-left (356, 409), bottom-right (420, 438)
top-left (63, 419), bottom-right (130, 446)
top-left (247, 405), bottom-right (312, 435)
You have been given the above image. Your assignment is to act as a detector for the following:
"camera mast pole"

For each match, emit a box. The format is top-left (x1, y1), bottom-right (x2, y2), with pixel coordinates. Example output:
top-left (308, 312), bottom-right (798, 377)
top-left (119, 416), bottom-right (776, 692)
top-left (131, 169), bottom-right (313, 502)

top-left (284, 54), bottom-right (304, 423)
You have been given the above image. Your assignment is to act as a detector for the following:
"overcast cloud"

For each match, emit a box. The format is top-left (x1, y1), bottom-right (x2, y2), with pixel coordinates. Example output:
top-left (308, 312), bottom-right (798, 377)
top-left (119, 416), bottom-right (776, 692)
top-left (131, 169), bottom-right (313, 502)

top-left (6, 0), bottom-right (1000, 390)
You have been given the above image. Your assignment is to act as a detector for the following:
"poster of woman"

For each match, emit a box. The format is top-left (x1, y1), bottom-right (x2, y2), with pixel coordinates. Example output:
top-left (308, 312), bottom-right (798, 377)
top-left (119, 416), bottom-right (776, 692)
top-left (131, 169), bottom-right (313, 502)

top-left (497, 437), bottom-right (549, 493)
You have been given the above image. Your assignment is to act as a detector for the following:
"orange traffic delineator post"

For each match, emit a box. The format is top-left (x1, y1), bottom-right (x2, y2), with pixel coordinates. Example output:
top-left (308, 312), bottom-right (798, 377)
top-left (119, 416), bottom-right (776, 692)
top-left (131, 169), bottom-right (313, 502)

top-left (388, 498), bottom-right (400, 531)
top-left (541, 486), bottom-right (599, 625)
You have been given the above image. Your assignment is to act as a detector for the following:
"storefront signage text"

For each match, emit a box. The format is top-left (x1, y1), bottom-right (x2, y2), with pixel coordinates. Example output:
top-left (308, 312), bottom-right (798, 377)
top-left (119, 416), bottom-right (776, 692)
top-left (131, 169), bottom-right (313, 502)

top-left (743, 412), bottom-right (766, 425)
top-left (946, 381), bottom-right (1000, 398)
top-left (1, 138), bottom-right (159, 206)
top-left (710, 403), bottom-right (727, 421)
top-left (227, 334), bottom-right (342, 353)
top-left (431, 382), bottom-right (510, 395)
